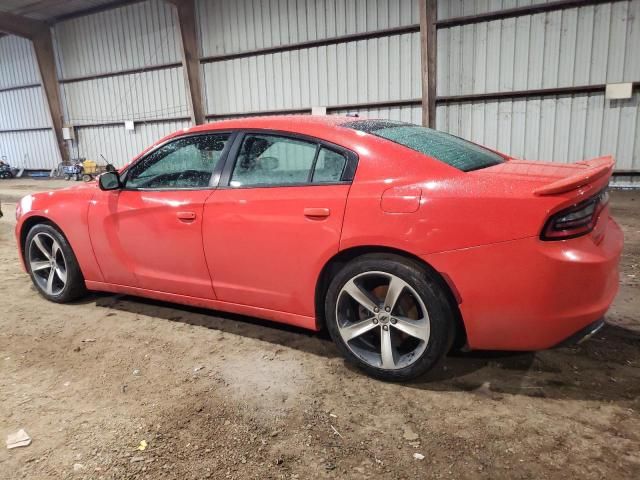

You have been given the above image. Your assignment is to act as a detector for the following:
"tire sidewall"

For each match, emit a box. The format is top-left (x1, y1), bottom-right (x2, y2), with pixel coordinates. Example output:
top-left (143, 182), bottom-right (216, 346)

top-left (325, 255), bottom-right (453, 381)
top-left (25, 223), bottom-right (85, 303)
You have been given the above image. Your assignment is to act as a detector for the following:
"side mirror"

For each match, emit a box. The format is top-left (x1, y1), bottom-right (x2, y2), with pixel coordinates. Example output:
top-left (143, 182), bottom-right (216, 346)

top-left (98, 171), bottom-right (122, 191)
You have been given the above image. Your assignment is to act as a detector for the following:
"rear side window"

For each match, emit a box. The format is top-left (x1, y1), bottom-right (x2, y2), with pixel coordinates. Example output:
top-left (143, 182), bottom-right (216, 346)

top-left (312, 148), bottom-right (347, 183)
top-left (230, 134), bottom-right (317, 187)
top-left (343, 120), bottom-right (505, 172)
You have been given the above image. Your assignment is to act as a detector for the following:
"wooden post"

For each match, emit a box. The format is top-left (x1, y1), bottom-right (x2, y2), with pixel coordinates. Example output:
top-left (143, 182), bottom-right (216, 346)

top-left (0, 13), bottom-right (69, 163)
top-left (419, 0), bottom-right (437, 128)
top-left (167, 0), bottom-right (205, 125)
top-left (32, 30), bottom-right (70, 163)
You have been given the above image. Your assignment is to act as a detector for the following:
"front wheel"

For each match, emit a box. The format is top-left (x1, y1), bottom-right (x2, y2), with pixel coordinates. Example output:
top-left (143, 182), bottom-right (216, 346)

top-left (325, 254), bottom-right (455, 381)
top-left (25, 223), bottom-right (87, 303)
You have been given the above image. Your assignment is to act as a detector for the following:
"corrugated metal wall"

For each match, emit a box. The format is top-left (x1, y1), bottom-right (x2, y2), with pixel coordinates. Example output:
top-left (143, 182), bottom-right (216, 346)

top-left (198, 0), bottom-right (419, 54)
top-left (0, 35), bottom-right (39, 87)
top-left (60, 67), bottom-right (189, 125)
top-left (331, 105), bottom-right (422, 124)
top-left (198, 0), bottom-right (421, 121)
top-left (1, 0), bottom-right (638, 180)
top-left (53, 0), bottom-right (189, 167)
top-left (0, 35), bottom-right (61, 169)
top-left (53, 0), bottom-right (181, 77)
top-left (75, 120), bottom-right (190, 166)
top-left (436, 0), bottom-right (640, 175)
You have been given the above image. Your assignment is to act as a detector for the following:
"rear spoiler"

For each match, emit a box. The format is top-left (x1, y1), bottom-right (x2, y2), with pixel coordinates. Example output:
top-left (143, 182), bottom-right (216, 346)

top-left (533, 156), bottom-right (615, 196)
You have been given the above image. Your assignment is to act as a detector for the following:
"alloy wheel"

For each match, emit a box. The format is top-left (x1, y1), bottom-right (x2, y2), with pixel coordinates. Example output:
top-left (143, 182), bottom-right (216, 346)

top-left (28, 232), bottom-right (68, 296)
top-left (336, 271), bottom-right (431, 370)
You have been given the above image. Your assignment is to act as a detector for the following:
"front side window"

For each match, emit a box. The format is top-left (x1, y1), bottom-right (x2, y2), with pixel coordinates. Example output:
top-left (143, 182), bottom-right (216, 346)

top-left (343, 120), bottom-right (505, 172)
top-left (230, 134), bottom-right (318, 187)
top-left (126, 134), bottom-right (230, 189)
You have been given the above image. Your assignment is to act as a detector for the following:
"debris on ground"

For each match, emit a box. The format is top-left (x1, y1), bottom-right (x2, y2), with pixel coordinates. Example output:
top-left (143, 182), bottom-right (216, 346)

top-left (6, 429), bottom-right (31, 449)
top-left (137, 440), bottom-right (148, 451)
top-left (402, 424), bottom-right (419, 442)
top-left (473, 381), bottom-right (504, 400)
top-left (413, 453), bottom-right (425, 461)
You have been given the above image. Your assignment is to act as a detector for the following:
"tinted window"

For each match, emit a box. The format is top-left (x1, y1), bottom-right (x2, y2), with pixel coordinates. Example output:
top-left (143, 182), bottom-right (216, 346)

top-left (230, 134), bottom-right (318, 187)
top-left (312, 148), bottom-right (347, 183)
top-left (126, 134), bottom-right (230, 189)
top-left (343, 120), bottom-right (505, 172)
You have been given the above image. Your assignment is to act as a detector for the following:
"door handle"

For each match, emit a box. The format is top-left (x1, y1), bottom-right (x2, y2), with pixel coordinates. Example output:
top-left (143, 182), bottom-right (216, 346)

top-left (304, 207), bottom-right (331, 218)
top-left (176, 211), bottom-right (197, 220)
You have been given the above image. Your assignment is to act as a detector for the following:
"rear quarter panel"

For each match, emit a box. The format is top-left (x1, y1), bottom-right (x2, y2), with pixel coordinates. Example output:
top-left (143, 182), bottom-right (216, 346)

top-left (339, 137), bottom-right (564, 256)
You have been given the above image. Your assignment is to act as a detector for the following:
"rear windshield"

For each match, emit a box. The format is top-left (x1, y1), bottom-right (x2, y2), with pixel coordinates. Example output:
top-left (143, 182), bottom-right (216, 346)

top-left (343, 120), bottom-right (505, 172)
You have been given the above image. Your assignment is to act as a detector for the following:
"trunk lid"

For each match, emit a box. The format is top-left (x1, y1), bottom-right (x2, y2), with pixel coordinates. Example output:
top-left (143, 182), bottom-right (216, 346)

top-left (475, 156), bottom-right (614, 196)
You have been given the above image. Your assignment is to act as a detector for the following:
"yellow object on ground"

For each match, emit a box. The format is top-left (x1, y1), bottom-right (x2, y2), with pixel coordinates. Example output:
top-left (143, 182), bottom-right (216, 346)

top-left (82, 160), bottom-right (97, 174)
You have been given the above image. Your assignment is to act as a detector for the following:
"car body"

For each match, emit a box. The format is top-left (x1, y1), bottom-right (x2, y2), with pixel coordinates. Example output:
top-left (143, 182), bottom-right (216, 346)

top-left (15, 116), bottom-right (623, 380)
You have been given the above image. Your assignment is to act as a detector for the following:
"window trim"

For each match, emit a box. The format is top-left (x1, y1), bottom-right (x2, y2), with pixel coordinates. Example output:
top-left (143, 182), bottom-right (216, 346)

top-left (120, 131), bottom-right (237, 191)
top-left (218, 129), bottom-right (358, 189)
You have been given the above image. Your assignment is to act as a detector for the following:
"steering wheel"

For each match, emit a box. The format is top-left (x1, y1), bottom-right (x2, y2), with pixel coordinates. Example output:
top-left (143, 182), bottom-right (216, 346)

top-left (176, 169), bottom-right (206, 186)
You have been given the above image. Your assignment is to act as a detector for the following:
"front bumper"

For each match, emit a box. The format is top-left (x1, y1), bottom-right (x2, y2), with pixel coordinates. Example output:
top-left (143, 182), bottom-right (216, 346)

top-left (423, 216), bottom-right (623, 351)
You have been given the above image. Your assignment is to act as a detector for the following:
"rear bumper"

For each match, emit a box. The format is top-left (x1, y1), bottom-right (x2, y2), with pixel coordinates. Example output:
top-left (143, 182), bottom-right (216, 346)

top-left (555, 318), bottom-right (605, 348)
top-left (423, 216), bottom-right (623, 351)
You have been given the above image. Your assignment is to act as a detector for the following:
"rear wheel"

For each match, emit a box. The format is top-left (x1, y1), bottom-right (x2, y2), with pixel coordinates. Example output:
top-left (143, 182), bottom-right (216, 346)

top-left (325, 254), bottom-right (454, 381)
top-left (25, 223), bottom-right (87, 303)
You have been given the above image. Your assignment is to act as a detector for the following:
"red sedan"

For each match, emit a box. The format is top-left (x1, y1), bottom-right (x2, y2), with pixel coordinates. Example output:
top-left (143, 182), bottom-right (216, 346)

top-left (15, 116), bottom-right (623, 381)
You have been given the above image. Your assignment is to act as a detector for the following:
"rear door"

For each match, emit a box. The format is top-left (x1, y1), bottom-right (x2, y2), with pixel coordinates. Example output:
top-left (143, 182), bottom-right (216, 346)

top-left (88, 133), bottom-right (234, 298)
top-left (202, 132), bottom-right (357, 317)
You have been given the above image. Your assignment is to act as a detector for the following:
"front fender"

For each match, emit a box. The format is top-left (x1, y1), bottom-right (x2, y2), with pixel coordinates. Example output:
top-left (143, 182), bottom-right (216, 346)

top-left (15, 187), bottom-right (104, 282)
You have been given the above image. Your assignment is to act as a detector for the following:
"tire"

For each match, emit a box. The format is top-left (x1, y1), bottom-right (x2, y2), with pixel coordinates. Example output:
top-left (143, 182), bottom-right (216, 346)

top-left (73, 173), bottom-right (81, 181)
top-left (25, 223), bottom-right (87, 303)
top-left (64, 175), bottom-right (71, 181)
top-left (82, 174), bottom-right (92, 182)
top-left (325, 253), bottom-right (455, 381)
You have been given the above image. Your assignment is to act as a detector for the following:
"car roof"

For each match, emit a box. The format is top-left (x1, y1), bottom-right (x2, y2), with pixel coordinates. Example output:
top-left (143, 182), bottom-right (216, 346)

top-left (128, 115), bottom-right (368, 167)
top-left (186, 115), bottom-right (352, 135)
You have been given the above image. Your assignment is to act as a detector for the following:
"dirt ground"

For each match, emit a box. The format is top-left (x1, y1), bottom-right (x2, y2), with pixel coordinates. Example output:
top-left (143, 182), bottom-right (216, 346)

top-left (0, 178), bottom-right (639, 480)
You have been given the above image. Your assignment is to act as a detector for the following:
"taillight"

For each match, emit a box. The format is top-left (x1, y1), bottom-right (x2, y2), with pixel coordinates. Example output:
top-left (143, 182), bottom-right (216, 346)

top-left (541, 188), bottom-right (609, 241)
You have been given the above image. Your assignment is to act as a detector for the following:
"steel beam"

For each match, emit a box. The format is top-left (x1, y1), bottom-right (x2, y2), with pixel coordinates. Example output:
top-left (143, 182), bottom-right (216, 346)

top-left (0, 11), bottom-right (43, 38)
top-left (32, 29), bottom-right (69, 163)
top-left (167, 0), bottom-right (205, 125)
top-left (419, 0), bottom-right (437, 128)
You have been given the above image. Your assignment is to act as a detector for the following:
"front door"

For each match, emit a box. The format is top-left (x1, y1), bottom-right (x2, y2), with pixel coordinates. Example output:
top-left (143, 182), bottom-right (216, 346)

top-left (203, 132), bottom-right (356, 316)
top-left (88, 133), bottom-right (233, 298)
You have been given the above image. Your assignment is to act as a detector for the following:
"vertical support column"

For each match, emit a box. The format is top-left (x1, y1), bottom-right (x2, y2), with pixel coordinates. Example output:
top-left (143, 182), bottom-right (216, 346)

top-left (32, 29), bottom-right (69, 163)
top-left (169, 0), bottom-right (205, 125)
top-left (419, 0), bottom-right (437, 128)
